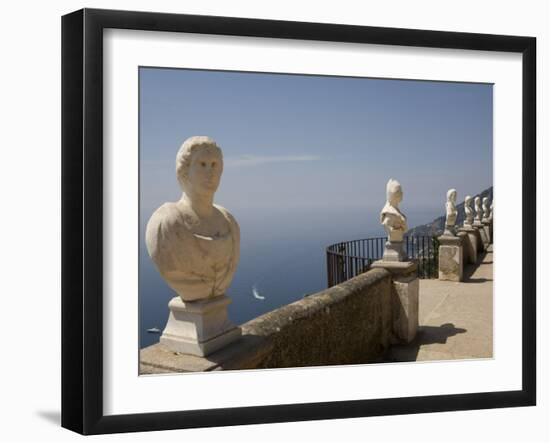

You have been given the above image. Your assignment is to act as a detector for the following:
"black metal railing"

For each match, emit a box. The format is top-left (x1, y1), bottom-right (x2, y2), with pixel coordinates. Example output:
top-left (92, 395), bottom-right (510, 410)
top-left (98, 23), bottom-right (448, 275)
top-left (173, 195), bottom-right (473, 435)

top-left (326, 236), bottom-right (439, 287)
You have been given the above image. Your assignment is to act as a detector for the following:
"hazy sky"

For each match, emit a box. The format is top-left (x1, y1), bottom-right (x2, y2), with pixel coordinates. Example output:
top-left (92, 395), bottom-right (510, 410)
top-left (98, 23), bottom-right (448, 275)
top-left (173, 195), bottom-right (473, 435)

top-left (139, 68), bottom-right (493, 216)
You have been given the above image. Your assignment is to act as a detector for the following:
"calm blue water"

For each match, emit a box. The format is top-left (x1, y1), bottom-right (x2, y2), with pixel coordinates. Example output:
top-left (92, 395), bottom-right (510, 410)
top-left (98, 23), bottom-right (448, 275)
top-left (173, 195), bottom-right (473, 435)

top-left (139, 206), bottom-right (440, 348)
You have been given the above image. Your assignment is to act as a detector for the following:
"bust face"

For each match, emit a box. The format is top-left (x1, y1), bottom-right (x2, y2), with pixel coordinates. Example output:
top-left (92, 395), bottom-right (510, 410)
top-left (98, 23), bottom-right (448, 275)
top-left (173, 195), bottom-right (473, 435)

top-left (388, 186), bottom-right (403, 205)
top-left (449, 190), bottom-right (457, 203)
top-left (187, 148), bottom-right (223, 196)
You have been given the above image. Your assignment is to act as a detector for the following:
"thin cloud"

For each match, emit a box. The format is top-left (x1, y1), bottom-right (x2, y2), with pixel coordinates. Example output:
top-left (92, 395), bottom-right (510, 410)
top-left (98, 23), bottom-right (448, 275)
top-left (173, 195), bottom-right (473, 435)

top-left (225, 154), bottom-right (321, 167)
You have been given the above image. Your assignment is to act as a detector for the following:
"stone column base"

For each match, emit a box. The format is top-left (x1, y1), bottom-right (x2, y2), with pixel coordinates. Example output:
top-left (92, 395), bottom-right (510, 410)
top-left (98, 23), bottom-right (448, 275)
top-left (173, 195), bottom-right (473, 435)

top-left (382, 240), bottom-right (407, 262)
top-left (458, 227), bottom-right (477, 264)
top-left (482, 220), bottom-right (492, 243)
top-left (160, 295), bottom-right (241, 357)
top-left (371, 260), bottom-right (418, 343)
top-left (438, 235), bottom-right (463, 282)
top-left (473, 222), bottom-right (486, 252)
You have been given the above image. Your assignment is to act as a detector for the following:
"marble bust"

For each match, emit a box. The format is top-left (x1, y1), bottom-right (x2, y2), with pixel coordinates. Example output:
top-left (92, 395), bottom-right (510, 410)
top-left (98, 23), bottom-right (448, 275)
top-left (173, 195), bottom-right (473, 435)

top-left (145, 136), bottom-right (240, 302)
top-left (474, 196), bottom-right (483, 223)
top-left (444, 188), bottom-right (458, 236)
top-left (379, 179), bottom-right (408, 261)
top-left (464, 195), bottom-right (474, 227)
top-left (380, 178), bottom-right (408, 242)
top-left (482, 197), bottom-right (490, 221)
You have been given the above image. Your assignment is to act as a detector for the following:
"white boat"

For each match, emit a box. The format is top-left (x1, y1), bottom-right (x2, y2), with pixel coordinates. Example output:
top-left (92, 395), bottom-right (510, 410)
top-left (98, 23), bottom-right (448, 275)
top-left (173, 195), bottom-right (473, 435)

top-left (252, 285), bottom-right (265, 300)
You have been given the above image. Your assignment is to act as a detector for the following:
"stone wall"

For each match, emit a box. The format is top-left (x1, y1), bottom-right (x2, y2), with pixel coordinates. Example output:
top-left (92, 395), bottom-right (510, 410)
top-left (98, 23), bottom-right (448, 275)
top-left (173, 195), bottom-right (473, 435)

top-left (140, 267), bottom-right (393, 373)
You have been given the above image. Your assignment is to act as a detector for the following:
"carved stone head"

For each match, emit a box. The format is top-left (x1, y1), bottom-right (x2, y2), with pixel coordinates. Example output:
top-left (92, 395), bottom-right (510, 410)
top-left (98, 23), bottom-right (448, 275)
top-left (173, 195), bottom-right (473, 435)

top-left (386, 178), bottom-right (403, 206)
top-left (464, 195), bottom-right (474, 227)
top-left (176, 136), bottom-right (223, 197)
top-left (482, 197), bottom-right (490, 220)
top-left (447, 188), bottom-right (457, 205)
top-left (474, 196), bottom-right (482, 221)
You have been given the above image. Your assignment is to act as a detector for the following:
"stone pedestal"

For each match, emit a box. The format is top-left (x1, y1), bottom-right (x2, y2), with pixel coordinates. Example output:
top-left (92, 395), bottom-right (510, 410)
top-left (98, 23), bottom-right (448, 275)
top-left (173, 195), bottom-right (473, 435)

top-left (458, 226), bottom-right (481, 263)
top-left (371, 260), bottom-right (418, 343)
top-left (475, 221), bottom-right (489, 247)
top-left (382, 240), bottom-right (407, 262)
top-left (160, 295), bottom-right (241, 357)
top-left (472, 222), bottom-right (486, 252)
top-left (482, 220), bottom-right (492, 243)
top-left (437, 235), bottom-right (463, 282)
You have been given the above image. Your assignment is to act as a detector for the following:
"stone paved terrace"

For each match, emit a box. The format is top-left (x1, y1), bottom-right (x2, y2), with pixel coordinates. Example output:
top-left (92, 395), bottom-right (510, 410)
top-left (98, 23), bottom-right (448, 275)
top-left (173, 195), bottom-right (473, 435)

top-left (387, 245), bottom-right (493, 362)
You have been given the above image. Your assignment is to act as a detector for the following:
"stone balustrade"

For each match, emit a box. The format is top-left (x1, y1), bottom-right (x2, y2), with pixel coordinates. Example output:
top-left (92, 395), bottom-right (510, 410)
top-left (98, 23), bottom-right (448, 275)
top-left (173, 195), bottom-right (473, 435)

top-left (141, 267), bottom-right (397, 372)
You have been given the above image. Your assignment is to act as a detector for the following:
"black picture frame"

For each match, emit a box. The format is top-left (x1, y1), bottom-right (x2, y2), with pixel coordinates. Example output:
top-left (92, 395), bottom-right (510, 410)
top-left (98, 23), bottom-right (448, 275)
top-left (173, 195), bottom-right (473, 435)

top-left (61, 8), bottom-right (536, 435)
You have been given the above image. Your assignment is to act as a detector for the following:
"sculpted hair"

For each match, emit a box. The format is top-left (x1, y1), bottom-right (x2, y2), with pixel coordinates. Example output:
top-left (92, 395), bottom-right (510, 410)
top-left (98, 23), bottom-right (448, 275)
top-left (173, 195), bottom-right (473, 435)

top-left (447, 188), bottom-right (457, 201)
top-left (176, 136), bottom-right (222, 190)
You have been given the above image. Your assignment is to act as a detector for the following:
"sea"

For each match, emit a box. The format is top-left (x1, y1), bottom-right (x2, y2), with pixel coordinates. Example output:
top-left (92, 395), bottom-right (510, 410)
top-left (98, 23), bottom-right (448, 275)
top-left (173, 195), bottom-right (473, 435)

top-left (139, 206), bottom-right (441, 348)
